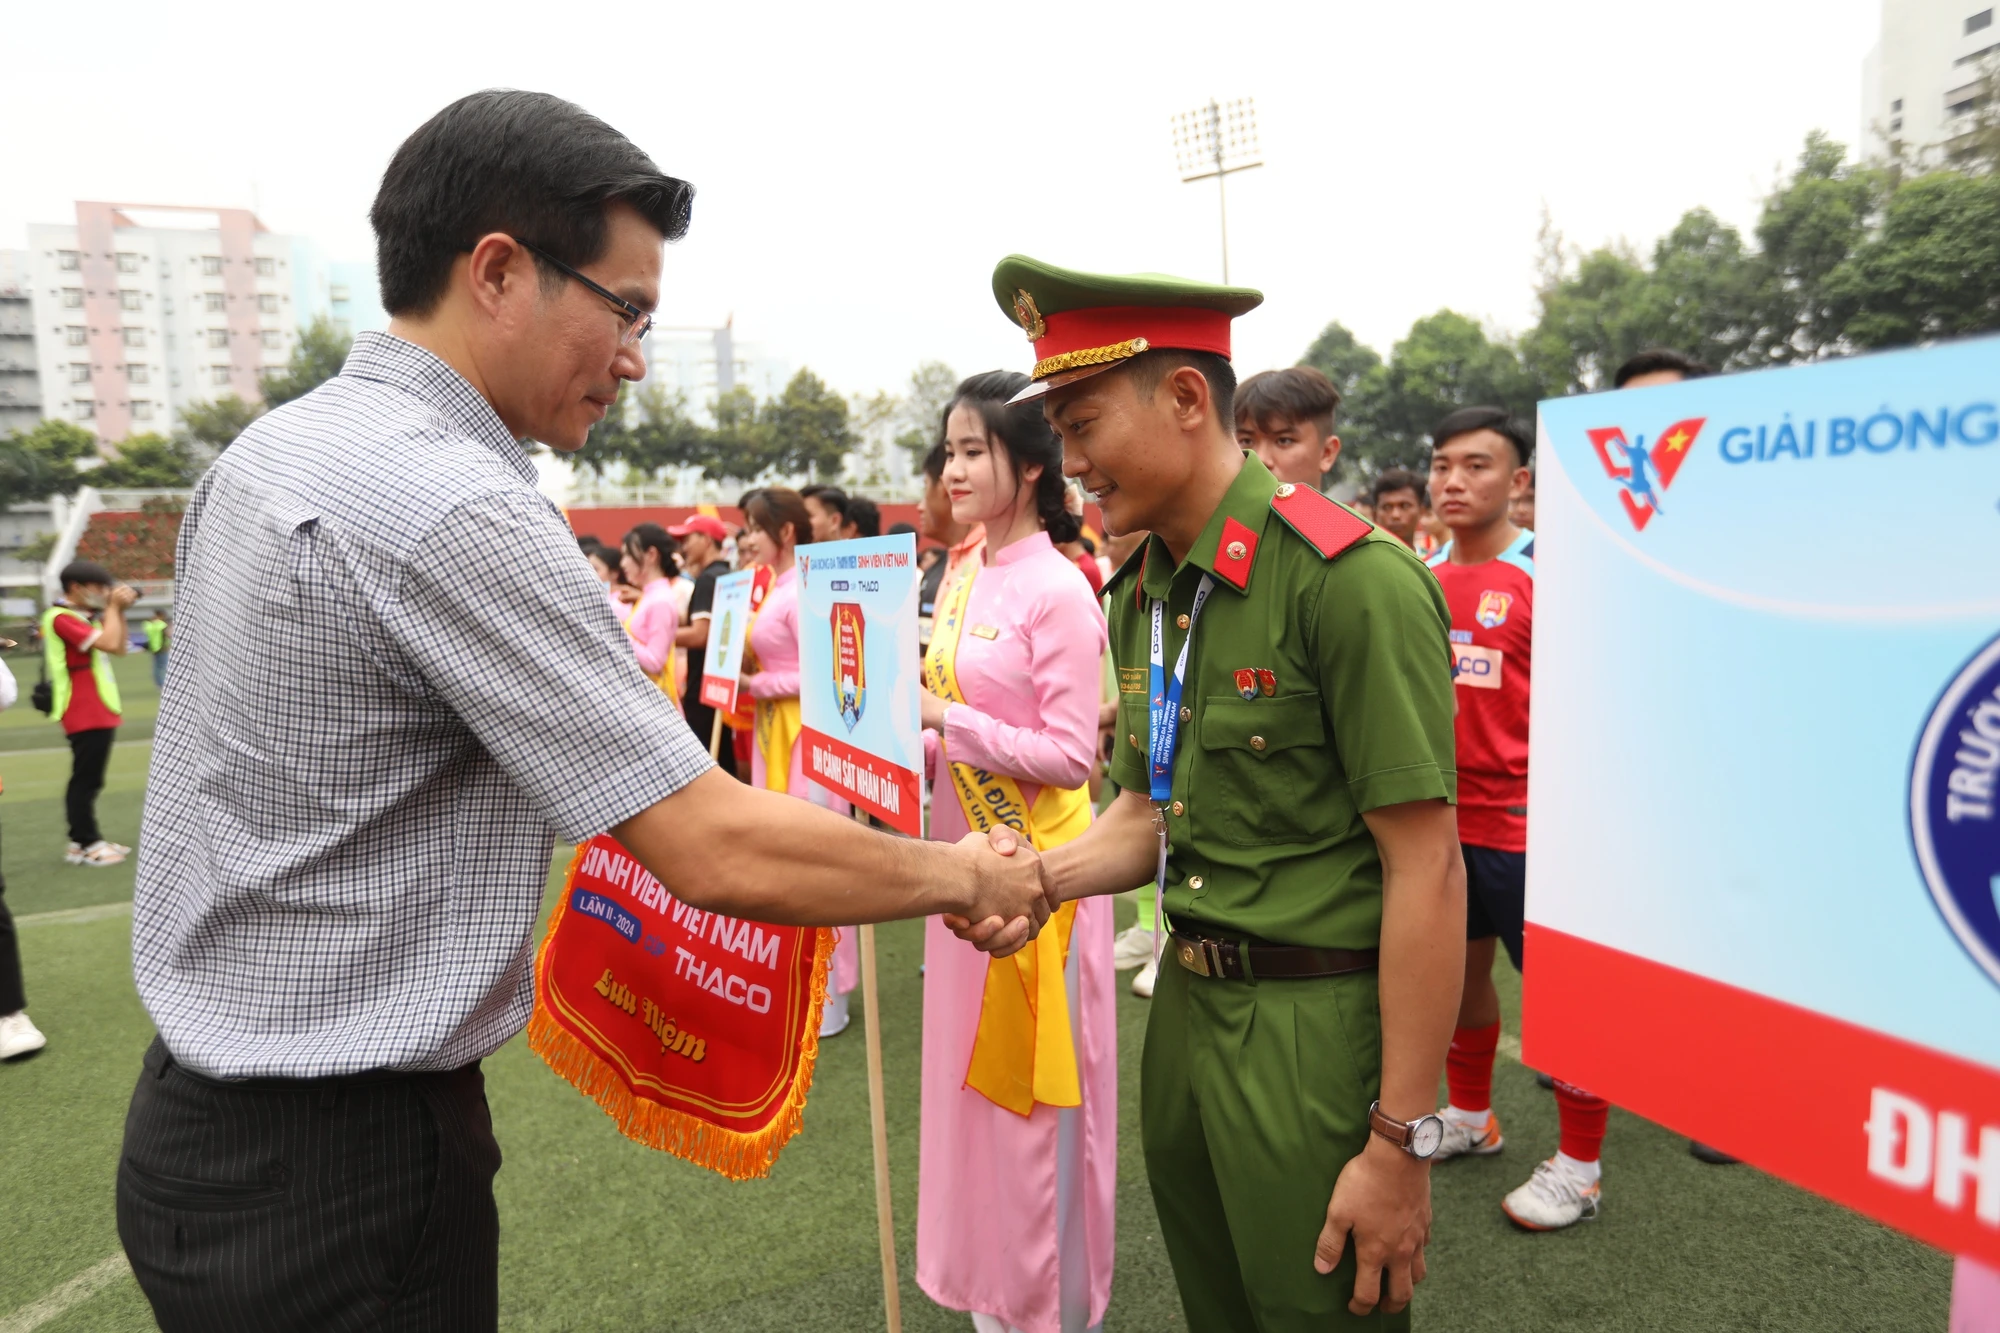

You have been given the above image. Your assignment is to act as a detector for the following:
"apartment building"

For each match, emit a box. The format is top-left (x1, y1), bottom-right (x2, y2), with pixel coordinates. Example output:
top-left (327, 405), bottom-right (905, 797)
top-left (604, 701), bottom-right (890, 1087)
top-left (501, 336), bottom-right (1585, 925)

top-left (1862, 0), bottom-right (2000, 157)
top-left (0, 252), bottom-right (41, 436)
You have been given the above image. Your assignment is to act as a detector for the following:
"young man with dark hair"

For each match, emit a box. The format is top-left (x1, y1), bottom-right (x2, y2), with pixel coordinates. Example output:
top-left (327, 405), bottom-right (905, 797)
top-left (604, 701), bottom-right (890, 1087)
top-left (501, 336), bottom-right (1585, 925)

top-left (984, 254), bottom-right (1463, 1329)
top-left (799, 484), bottom-right (849, 543)
top-left (1420, 406), bottom-right (1611, 1230)
top-left (117, 90), bottom-right (1054, 1329)
top-left (1369, 468), bottom-right (1428, 548)
top-left (45, 560), bottom-right (135, 868)
top-left (1612, 346), bottom-right (1713, 389)
top-left (844, 495), bottom-right (881, 539)
top-left (1233, 365), bottom-right (1343, 489)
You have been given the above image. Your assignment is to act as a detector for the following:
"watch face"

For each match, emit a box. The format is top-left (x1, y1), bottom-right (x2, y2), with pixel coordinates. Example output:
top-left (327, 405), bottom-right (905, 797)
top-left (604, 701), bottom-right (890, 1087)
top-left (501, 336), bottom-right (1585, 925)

top-left (1410, 1115), bottom-right (1445, 1158)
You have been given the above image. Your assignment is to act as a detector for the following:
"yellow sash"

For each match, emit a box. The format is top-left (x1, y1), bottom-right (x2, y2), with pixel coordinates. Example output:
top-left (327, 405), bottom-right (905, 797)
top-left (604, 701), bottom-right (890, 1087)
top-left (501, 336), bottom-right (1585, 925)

top-left (925, 562), bottom-right (1091, 1116)
top-left (755, 695), bottom-right (803, 795)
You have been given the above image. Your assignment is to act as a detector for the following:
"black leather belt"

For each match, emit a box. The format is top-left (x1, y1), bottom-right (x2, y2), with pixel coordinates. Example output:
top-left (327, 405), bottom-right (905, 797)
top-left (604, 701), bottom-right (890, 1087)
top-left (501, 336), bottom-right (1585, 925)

top-left (1169, 931), bottom-right (1380, 981)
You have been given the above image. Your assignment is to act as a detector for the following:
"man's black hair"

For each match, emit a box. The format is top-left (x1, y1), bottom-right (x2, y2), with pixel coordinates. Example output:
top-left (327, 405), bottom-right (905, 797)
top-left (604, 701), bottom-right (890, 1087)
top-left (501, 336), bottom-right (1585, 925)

top-left (370, 89), bottom-right (695, 316)
top-left (922, 440), bottom-right (948, 482)
top-left (1121, 349), bottom-right (1238, 430)
top-left (1370, 467), bottom-right (1428, 508)
top-left (846, 497), bottom-right (881, 538)
top-left (800, 485), bottom-right (850, 520)
top-left (59, 559), bottom-right (114, 591)
top-left (1429, 406), bottom-right (1533, 469)
top-left (886, 521), bottom-right (917, 537)
top-left (1612, 347), bottom-right (1714, 389)
top-left (1235, 366), bottom-right (1340, 435)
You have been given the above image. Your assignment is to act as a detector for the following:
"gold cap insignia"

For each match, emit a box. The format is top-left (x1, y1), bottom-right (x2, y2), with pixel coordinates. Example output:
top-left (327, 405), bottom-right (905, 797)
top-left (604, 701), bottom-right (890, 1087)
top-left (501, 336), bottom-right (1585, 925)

top-left (1012, 289), bottom-right (1046, 341)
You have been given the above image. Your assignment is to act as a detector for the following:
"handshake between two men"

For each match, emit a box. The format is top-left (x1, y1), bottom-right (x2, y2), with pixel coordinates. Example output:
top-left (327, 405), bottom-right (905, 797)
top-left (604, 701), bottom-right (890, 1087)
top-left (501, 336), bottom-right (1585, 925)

top-left (613, 767), bottom-right (1060, 953)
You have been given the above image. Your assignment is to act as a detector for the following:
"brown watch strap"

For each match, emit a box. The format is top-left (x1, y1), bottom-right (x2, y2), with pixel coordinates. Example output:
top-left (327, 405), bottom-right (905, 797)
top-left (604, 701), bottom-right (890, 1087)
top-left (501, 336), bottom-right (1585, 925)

top-left (1368, 1100), bottom-right (1412, 1148)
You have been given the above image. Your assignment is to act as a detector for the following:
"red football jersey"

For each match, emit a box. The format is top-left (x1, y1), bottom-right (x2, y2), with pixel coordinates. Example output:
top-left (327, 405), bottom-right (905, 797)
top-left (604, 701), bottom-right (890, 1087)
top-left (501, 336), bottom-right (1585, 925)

top-left (1427, 532), bottom-right (1533, 852)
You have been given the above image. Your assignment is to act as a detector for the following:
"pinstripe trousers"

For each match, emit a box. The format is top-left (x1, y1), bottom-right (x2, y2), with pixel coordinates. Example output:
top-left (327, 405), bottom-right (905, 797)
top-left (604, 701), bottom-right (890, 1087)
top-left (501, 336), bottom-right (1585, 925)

top-left (116, 1036), bottom-right (501, 1331)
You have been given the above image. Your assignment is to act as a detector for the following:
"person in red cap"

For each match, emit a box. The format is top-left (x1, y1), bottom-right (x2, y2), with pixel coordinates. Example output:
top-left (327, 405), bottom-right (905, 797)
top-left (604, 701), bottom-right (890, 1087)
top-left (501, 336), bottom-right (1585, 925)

top-left (955, 256), bottom-right (1463, 1331)
top-left (670, 512), bottom-right (739, 777)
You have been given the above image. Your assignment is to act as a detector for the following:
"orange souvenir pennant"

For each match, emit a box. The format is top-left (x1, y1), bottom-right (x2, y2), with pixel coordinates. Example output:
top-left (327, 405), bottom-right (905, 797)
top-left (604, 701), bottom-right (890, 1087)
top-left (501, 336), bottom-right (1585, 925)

top-left (530, 834), bottom-right (831, 1179)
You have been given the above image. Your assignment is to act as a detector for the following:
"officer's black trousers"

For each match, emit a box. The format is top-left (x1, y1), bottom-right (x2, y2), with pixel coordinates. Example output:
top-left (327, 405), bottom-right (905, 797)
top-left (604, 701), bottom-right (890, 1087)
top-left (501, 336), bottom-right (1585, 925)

top-left (117, 1036), bottom-right (501, 1332)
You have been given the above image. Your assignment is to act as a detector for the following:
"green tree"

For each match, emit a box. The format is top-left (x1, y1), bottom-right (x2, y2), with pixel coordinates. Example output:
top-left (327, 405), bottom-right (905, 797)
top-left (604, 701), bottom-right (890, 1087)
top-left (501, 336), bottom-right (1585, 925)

top-left (707, 386), bottom-right (778, 482)
top-left (1824, 170), bottom-right (2000, 349)
top-left (1747, 132), bottom-right (1887, 365)
top-left (92, 432), bottom-right (205, 488)
top-left (893, 360), bottom-right (959, 465)
top-left (1341, 312), bottom-right (1540, 476)
top-left (0, 420), bottom-right (93, 509)
top-left (260, 315), bottom-right (354, 407)
top-left (1297, 321), bottom-right (1383, 403)
top-left (178, 394), bottom-right (263, 452)
top-left (760, 370), bottom-right (855, 481)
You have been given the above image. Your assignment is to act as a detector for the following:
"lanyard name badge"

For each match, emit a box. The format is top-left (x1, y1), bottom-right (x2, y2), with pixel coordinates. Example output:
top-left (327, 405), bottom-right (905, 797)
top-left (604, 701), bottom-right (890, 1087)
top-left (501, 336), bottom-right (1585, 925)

top-left (1147, 573), bottom-right (1216, 960)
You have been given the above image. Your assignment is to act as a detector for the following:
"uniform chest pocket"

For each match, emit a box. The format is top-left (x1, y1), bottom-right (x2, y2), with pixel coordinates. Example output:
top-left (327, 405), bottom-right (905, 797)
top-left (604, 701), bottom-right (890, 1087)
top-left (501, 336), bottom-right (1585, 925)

top-left (1195, 692), bottom-right (1354, 847)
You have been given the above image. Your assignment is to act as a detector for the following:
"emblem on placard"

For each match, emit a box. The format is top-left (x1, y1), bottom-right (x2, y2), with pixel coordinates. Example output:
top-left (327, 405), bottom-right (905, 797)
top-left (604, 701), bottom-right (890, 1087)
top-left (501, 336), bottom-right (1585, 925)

top-left (712, 611), bottom-right (734, 672)
top-left (1476, 591), bottom-right (1513, 628)
top-left (1012, 289), bottom-right (1046, 341)
top-left (1586, 417), bottom-right (1706, 532)
top-left (1909, 630), bottom-right (2000, 992)
top-left (831, 602), bottom-right (867, 731)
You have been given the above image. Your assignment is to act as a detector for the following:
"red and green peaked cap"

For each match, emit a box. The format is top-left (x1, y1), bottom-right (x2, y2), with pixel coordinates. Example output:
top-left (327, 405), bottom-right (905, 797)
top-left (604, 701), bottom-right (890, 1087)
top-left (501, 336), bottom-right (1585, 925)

top-left (990, 254), bottom-right (1263, 402)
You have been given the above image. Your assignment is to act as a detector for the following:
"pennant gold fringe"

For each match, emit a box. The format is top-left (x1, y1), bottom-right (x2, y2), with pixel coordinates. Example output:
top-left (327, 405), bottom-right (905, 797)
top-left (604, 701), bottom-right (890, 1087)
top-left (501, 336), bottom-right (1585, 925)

top-left (528, 842), bottom-right (833, 1181)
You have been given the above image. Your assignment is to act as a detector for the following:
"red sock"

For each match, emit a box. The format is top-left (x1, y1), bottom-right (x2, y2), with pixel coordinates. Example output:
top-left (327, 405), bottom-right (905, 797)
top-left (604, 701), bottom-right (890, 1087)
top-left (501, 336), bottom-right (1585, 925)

top-left (1554, 1081), bottom-right (1610, 1162)
top-left (1444, 1021), bottom-right (1501, 1114)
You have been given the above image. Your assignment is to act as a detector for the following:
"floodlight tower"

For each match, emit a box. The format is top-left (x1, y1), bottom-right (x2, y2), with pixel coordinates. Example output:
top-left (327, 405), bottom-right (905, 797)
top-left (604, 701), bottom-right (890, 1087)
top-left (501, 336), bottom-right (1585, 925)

top-left (1172, 97), bottom-right (1263, 284)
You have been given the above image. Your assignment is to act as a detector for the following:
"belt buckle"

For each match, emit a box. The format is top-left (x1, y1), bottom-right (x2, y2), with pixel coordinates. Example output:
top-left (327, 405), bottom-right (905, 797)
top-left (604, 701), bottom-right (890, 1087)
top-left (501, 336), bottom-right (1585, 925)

top-left (1175, 935), bottom-right (1210, 977)
top-left (1204, 938), bottom-right (1229, 979)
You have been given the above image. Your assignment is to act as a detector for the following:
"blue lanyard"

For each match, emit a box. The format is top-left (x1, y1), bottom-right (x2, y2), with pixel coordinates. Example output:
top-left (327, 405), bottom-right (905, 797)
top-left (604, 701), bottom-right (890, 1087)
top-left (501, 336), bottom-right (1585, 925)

top-left (1148, 573), bottom-right (1216, 803)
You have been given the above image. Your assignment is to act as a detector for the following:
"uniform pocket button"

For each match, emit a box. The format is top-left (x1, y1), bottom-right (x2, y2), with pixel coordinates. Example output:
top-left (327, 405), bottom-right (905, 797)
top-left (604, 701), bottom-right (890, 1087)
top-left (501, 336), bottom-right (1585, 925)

top-left (1171, 800), bottom-right (1184, 817)
top-left (1188, 875), bottom-right (1204, 890)
top-left (1250, 735), bottom-right (1266, 751)
top-left (1179, 705), bottom-right (1191, 722)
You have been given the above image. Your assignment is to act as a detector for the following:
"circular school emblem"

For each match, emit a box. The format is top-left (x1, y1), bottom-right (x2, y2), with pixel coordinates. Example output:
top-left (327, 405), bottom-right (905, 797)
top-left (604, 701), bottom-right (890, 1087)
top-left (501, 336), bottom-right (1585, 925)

top-left (1909, 630), bottom-right (2000, 991)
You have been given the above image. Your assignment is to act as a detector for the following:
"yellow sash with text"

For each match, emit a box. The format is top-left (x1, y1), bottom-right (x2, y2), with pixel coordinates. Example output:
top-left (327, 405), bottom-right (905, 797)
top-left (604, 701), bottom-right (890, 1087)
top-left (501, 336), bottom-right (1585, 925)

top-left (925, 562), bottom-right (1090, 1116)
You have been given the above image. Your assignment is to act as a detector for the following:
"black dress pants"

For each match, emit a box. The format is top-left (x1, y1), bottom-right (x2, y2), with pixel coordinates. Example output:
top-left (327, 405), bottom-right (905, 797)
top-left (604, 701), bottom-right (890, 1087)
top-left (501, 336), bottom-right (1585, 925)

top-left (65, 726), bottom-right (115, 847)
top-left (0, 831), bottom-right (21, 1014)
top-left (117, 1037), bottom-right (502, 1332)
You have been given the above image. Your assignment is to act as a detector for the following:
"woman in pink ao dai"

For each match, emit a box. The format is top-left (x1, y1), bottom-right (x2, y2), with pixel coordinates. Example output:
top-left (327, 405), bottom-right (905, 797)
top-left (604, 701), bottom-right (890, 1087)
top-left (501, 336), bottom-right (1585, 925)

top-left (918, 371), bottom-right (1114, 1333)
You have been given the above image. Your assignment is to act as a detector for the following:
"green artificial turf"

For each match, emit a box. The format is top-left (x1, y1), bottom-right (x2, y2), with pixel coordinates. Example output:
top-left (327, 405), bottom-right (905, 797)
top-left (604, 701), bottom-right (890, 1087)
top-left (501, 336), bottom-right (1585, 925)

top-left (0, 650), bottom-right (160, 754)
top-left (0, 691), bottom-right (1955, 1329)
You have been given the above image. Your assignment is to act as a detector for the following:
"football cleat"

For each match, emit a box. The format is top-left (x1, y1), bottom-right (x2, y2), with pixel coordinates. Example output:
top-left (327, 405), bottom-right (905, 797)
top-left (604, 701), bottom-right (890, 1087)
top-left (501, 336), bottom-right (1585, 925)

top-left (1432, 1108), bottom-right (1505, 1161)
top-left (1501, 1156), bottom-right (1602, 1231)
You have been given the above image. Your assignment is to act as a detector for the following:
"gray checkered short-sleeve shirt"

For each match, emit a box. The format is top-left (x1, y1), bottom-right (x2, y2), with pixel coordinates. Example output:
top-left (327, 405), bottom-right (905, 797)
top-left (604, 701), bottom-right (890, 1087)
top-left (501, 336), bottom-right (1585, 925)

top-left (133, 332), bottom-right (712, 1078)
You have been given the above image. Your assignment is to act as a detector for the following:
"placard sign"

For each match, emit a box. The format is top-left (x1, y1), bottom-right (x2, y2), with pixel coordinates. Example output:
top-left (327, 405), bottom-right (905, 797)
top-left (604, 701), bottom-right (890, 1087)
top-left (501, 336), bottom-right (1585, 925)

top-left (697, 566), bottom-right (770, 713)
top-left (1525, 336), bottom-right (2000, 1265)
top-left (796, 533), bottom-right (923, 834)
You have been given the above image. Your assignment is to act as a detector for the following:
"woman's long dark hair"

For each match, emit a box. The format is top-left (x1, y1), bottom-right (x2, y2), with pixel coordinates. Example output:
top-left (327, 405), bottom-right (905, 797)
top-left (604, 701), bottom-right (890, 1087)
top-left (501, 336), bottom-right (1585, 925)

top-left (623, 522), bottom-right (679, 578)
top-left (942, 370), bottom-right (1080, 544)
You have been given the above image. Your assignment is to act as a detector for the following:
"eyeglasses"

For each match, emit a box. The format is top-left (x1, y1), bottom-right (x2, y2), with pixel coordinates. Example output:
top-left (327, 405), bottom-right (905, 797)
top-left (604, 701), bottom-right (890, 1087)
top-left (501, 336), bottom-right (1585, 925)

top-left (517, 240), bottom-right (653, 345)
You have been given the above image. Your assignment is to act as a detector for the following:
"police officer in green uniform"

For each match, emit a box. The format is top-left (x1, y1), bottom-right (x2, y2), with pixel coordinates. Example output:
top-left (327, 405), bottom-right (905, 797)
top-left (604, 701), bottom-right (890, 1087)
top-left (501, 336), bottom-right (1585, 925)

top-left (954, 257), bottom-right (1466, 1330)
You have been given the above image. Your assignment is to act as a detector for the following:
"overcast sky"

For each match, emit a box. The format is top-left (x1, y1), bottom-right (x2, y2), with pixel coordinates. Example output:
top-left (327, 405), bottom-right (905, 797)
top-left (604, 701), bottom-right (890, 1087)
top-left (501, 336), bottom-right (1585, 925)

top-left (0, 0), bottom-right (1881, 400)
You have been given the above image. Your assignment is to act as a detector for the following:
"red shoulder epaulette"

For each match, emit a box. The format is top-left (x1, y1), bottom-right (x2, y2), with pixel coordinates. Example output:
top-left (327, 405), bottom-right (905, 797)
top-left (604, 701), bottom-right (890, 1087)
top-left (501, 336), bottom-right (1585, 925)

top-left (1269, 483), bottom-right (1372, 560)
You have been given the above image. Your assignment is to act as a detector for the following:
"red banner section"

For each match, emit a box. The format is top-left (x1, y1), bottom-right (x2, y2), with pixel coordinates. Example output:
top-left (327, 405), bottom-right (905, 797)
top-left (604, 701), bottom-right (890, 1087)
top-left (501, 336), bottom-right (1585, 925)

top-left (1524, 924), bottom-right (2000, 1266)
top-left (801, 725), bottom-right (921, 836)
top-left (530, 835), bottom-right (831, 1179)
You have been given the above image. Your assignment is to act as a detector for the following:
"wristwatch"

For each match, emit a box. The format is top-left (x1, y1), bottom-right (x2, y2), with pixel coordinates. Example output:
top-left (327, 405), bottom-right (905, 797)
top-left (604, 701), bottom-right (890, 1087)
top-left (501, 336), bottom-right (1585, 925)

top-left (1368, 1101), bottom-right (1445, 1160)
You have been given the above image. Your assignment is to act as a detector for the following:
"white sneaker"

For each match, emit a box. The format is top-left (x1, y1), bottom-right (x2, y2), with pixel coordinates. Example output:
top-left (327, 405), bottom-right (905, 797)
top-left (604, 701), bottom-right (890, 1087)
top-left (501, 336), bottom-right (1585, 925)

top-left (1432, 1107), bottom-right (1505, 1161)
top-left (1501, 1156), bottom-right (1602, 1231)
top-left (1112, 924), bottom-right (1156, 970)
top-left (1130, 958), bottom-right (1157, 998)
top-left (819, 988), bottom-right (850, 1038)
top-left (65, 841), bottom-right (125, 867)
top-left (0, 1011), bottom-right (47, 1060)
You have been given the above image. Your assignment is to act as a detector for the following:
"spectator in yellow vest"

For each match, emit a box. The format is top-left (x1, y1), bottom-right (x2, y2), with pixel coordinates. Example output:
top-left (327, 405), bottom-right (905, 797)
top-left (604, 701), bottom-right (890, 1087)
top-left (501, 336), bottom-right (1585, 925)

top-left (43, 560), bottom-right (135, 867)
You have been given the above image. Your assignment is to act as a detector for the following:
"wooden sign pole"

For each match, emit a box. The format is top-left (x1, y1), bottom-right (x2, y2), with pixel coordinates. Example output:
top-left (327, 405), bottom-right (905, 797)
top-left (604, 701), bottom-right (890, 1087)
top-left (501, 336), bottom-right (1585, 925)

top-left (854, 808), bottom-right (902, 1333)
top-left (708, 709), bottom-right (725, 762)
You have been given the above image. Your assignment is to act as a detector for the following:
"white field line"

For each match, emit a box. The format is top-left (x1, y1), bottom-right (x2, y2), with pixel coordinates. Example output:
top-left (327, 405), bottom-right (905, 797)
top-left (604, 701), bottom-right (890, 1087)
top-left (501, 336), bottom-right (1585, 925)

top-left (17, 901), bottom-right (131, 928)
top-left (0, 1254), bottom-right (132, 1333)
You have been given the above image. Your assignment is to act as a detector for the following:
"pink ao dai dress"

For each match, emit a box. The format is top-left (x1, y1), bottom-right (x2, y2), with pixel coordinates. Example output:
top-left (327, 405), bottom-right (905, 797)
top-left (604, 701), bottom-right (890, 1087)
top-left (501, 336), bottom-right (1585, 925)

top-left (918, 531), bottom-right (1114, 1333)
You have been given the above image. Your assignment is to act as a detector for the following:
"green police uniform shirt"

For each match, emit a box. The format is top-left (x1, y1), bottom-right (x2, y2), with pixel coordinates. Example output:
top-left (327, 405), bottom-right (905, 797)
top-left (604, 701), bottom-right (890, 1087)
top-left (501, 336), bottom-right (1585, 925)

top-left (1107, 453), bottom-right (1456, 951)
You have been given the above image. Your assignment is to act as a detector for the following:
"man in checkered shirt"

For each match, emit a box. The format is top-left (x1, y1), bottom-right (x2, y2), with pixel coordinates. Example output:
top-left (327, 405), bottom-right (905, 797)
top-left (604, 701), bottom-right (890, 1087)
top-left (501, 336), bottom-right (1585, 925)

top-left (114, 90), bottom-right (1053, 1332)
